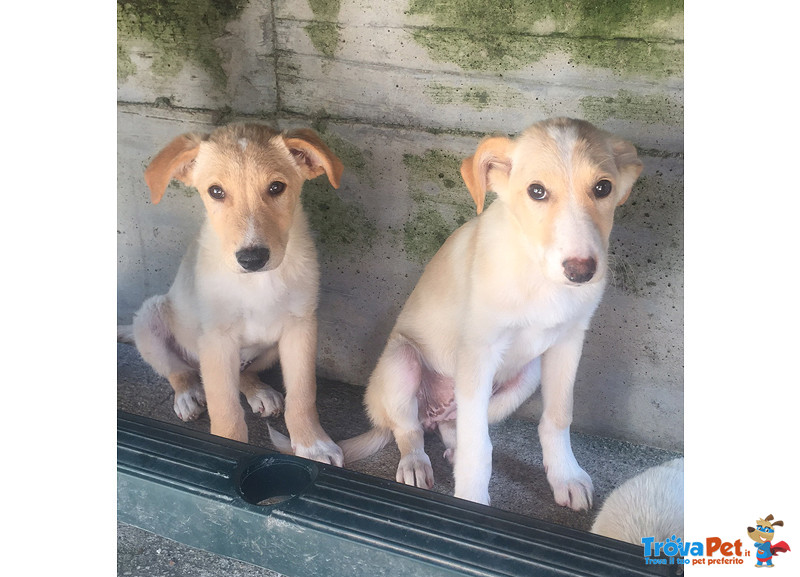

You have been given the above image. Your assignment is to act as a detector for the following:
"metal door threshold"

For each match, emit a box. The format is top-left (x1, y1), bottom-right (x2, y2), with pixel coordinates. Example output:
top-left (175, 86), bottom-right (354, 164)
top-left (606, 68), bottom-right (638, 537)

top-left (118, 411), bottom-right (675, 576)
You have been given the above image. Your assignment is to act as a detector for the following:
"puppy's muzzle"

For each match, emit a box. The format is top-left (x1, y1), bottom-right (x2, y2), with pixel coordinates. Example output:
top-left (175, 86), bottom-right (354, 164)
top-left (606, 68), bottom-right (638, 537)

top-left (562, 257), bottom-right (596, 284)
top-left (236, 247), bottom-right (270, 272)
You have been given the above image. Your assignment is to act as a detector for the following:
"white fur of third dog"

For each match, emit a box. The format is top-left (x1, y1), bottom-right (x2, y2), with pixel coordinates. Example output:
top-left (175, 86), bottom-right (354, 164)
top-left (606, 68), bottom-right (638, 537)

top-left (591, 457), bottom-right (684, 545)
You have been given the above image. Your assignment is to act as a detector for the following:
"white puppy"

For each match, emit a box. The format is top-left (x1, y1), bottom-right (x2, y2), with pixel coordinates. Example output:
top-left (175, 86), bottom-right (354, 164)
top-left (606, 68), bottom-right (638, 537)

top-left (340, 118), bottom-right (643, 509)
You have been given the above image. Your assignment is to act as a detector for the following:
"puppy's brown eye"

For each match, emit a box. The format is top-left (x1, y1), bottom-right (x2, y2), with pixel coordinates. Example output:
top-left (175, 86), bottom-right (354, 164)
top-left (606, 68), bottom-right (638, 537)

top-left (268, 181), bottom-right (286, 196)
top-left (594, 179), bottom-right (612, 199)
top-left (527, 183), bottom-right (547, 201)
top-left (208, 185), bottom-right (225, 200)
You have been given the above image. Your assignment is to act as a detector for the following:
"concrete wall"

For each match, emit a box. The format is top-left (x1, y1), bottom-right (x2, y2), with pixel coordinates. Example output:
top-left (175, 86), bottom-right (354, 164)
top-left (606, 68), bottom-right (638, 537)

top-left (117, 0), bottom-right (684, 450)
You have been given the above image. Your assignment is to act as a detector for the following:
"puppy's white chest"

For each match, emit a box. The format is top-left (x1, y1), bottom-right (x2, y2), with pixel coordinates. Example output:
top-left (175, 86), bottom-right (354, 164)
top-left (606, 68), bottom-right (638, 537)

top-left (500, 324), bottom-right (562, 370)
top-left (238, 300), bottom-right (289, 346)
top-left (200, 270), bottom-right (299, 344)
top-left (236, 279), bottom-right (297, 345)
top-left (497, 289), bottom-right (600, 372)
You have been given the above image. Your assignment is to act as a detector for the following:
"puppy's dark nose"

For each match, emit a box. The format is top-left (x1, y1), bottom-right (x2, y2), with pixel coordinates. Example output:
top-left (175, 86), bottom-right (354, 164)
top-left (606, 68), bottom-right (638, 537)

top-left (563, 257), bottom-right (596, 283)
top-left (747, 527), bottom-right (755, 533)
top-left (236, 247), bottom-right (270, 272)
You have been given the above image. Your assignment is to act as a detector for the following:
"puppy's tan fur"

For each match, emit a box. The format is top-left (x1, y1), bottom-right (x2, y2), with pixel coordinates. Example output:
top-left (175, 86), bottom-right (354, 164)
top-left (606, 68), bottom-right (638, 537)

top-left (341, 118), bottom-right (642, 508)
top-left (118, 123), bottom-right (344, 465)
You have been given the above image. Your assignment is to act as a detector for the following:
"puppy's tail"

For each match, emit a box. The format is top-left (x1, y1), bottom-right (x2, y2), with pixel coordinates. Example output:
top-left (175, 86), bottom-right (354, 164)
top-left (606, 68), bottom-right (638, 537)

top-left (267, 424), bottom-right (294, 455)
top-left (268, 425), bottom-right (392, 465)
top-left (339, 428), bottom-right (393, 464)
top-left (117, 324), bottom-right (136, 344)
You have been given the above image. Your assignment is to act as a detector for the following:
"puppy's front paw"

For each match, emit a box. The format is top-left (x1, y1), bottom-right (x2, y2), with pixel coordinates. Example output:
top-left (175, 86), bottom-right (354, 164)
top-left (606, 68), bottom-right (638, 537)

top-left (396, 451), bottom-right (434, 490)
top-left (453, 468), bottom-right (491, 505)
top-left (173, 387), bottom-right (206, 421)
top-left (294, 438), bottom-right (344, 468)
top-left (245, 386), bottom-right (284, 417)
top-left (547, 464), bottom-right (594, 511)
top-left (454, 486), bottom-right (491, 506)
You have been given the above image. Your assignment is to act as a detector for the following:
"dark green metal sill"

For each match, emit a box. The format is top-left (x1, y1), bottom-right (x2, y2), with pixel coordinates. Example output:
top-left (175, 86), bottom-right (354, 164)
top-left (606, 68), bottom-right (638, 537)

top-left (117, 411), bottom-right (675, 577)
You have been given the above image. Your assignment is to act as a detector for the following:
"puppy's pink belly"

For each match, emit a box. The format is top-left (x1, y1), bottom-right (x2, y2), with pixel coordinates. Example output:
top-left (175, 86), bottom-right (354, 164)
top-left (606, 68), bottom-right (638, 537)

top-left (417, 370), bottom-right (455, 430)
top-left (416, 367), bottom-right (527, 430)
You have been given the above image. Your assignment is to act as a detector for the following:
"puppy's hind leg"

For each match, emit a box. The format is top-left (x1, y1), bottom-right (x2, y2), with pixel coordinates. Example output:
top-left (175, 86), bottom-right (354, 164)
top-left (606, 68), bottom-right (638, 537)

top-left (487, 358), bottom-right (541, 424)
top-left (239, 347), bottom-right (284, 417)
top-left (131, 296), bottom-right (206, 422)
top-left (366, 339), bottom-right (434, 490)
top-left (168, 371), bottom-right (206, 422)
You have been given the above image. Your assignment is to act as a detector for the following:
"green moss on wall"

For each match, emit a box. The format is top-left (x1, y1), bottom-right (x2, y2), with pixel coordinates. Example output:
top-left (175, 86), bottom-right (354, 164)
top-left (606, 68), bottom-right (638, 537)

top-left (170, 181), bottom-right (197, 200)
top-left (566, 38), bottom-right (682, 78)
top-left (305, 22), bottom-right (340, 58)
top-left (308, 0), bottom-right (340, 21)
top-left (299, 121), bottom-right (377, 252)
top-left (404, 206), bottom-right (452, 263)
top-left (425, 82), bottom-right (525, 111)
top-left (318, 130), bottom-right (372, 184)
top-left (118, 42), bottom-right (136, 81)
top-left (404, 149), bottom-right (463, 199)
top-left (580, 90), bottom-right (684, 126)
top-left (301, 179), bottom-right (377, 254)
top-left (407, 0), bottom-right (683, 77)
top-left (117, 0), bottom-right (248, 86)
top-left (306, 0), bottom-right (341, 57)
top-left (402, 149), bottom-right (482, 262)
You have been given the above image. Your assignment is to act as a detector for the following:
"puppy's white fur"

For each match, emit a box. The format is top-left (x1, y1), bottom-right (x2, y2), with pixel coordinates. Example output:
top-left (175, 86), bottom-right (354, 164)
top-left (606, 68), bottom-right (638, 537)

top-left (340, 118), bottom-right (643, 509)
top-left (591, 458), bottom-right (684, 544)
top-left (119, 124), bottom-right (344, 466)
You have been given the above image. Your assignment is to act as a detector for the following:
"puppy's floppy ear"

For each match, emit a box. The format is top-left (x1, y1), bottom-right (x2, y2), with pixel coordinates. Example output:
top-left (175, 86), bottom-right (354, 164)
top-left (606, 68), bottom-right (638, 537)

top-left (460, 136), bottom-right (513, 214)
top-left (609, 136), bottom-right (643, 207)
top-left (283, 128), bottom-right (344, 189)
top-left (144, 134), bottom-right (204, 204)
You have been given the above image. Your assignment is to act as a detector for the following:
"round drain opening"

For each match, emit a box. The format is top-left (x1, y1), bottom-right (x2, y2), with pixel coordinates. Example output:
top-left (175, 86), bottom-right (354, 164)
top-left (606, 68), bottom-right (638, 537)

top-left (238, 456), bottom-right (316, 506)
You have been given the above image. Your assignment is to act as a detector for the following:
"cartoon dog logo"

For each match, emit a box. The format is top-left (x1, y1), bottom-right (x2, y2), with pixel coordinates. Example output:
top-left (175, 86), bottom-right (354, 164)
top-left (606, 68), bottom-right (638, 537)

top-left (747, 514), bottom-right (791, 568)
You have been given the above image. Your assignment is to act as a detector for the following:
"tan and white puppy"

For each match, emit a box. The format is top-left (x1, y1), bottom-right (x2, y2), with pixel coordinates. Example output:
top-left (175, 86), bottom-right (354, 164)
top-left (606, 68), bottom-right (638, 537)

top-left (340, 118), bottom-right (642, 508)
top-left (118, 123), bottom-right (344, 465)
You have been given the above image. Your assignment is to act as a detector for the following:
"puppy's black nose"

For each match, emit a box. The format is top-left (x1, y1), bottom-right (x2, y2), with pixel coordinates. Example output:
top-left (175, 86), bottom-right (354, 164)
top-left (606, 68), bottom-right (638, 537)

top-left (563, 258), bottom-right (596, 283)
top-left (236, 247), bottom-right (270, 272)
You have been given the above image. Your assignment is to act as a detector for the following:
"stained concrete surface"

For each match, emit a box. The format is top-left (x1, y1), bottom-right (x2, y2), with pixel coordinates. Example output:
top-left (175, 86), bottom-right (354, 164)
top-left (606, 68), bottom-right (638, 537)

top-left (117, 342), bottom-right (682, 576)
